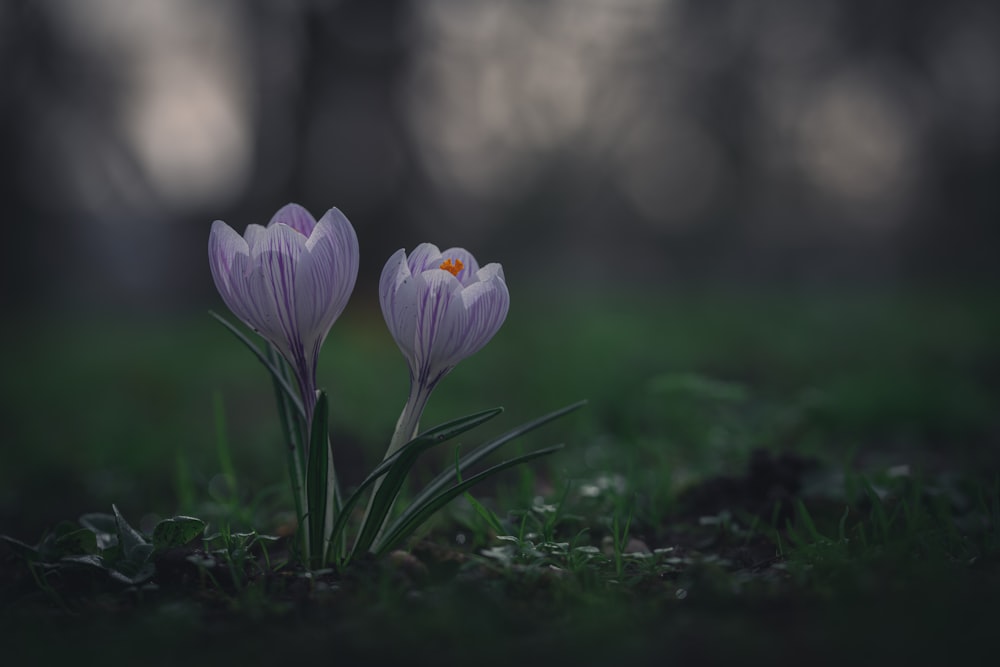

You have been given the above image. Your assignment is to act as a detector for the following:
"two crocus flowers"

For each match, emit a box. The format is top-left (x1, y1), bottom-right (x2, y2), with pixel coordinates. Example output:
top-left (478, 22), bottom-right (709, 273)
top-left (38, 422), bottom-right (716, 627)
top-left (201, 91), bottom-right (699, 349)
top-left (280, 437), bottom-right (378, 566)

top-left (208, 203), bottom-right (511, 564)
top-left (209, 203), bottom-right (509, 439)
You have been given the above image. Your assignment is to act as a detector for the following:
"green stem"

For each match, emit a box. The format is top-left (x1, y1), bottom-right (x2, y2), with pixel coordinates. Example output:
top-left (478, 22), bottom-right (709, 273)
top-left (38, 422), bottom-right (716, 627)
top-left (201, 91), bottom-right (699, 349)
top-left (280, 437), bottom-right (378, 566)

top-left (268, 345), bottom-right (309, 559)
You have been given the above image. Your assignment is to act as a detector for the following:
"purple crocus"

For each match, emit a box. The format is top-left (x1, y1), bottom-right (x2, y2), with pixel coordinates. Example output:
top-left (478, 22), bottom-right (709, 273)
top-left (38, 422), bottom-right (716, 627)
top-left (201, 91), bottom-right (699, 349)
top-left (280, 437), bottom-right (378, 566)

top-left (209, 203), bottom-right (359, 419)
top-left (379, 243), bottom-right (509, 456)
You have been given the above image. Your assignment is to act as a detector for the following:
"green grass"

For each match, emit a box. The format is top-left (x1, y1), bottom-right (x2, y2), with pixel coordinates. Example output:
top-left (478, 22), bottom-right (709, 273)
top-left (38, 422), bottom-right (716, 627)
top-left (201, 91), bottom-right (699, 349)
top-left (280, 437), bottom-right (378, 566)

top-left (2, 288), bottom-right (999, 663)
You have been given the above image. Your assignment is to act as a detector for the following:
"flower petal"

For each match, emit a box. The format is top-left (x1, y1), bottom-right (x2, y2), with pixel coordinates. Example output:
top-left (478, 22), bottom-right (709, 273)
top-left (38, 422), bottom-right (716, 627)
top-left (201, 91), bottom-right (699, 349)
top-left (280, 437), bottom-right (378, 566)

top-left (406, 243), bottom-right (443, 275)
top-left (247, 223), bottom-right (309, 362)
top-left (208, 220), bottom-right (254, 324)
top-left (458, 266), bottom-right (510, 359)
top-left (243, 224), bottom-right (268, 251)
top-left (413, 269), bottom-right (468, 385)
top-left (268, 203), bottom-right (317, 237)
top-left (380, 249), bottom-right (417, 359)
top-left (295, 207), bottom-right (359, 357)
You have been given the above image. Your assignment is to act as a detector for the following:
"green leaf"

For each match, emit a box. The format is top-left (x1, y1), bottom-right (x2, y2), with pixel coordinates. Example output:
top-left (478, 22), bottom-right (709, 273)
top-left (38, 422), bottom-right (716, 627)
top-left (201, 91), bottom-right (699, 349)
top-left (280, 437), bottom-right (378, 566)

top-left (54, 529), bottom-right (99, 556)
top-left (349, 407), bottom-right (505, 559)
top-left (455, 448), bottom-right (505, 535)
top-left (268, 344), bottom-right (307, 547)
top-left (386, 401), bottom-right (585, 543)
top-left (326, 406), bottom-right (503, 565)
top-left (209, 311), bottom-right (305, 420)
top-left (406, 401), bottom-right (585, 521)
top-left (128, 543), bottom-right (155, 565)
top-left (373, 445), bottom-right (565, 555)
top-left (152, 516), bottom-right (207, 551)
top-left (112, 504), bottom-right (148, 560)
top-left (306, 390), bottom-right (331, 567)
top-left (79, 513), bottom-right (119, 550)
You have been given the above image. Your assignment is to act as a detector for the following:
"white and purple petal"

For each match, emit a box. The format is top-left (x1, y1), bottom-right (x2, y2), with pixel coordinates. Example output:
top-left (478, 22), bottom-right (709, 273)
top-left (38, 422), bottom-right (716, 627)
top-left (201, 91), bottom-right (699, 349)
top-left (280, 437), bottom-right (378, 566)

top-left (406, 243), bottom-right (444, 275)
top-left (268, 202), bottom-right (317, 237)
top-left (412, 269), bottom-right (468, 384)
top-left (295, 208), bottom-right (359, 359)
top-left (208, 221), bottom-right (255, 326)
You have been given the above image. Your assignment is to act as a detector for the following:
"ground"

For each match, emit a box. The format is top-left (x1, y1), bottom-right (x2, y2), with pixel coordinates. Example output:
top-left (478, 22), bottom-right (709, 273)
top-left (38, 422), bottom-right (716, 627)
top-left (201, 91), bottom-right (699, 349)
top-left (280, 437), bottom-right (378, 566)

top-left (2, 290), bottom-right (998, 664)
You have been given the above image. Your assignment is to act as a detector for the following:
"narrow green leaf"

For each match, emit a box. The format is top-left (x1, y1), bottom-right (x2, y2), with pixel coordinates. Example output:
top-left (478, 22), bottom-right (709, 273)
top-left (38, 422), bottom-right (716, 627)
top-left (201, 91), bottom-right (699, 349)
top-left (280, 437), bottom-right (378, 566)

top-left (327, 406), bottom-right (503, 565)
top-left (373, 444), bottom-right (565, 556)
top-left (112, 504), bottom-right (148, 560)
top-left (386, 402), bottom-right (585, 543)
top-left (306, 391), bottom-right (331, 567)
top-left (209, 310), bottom-right (305, 420)
top-left (455, 447), bottom-right (505, 535)
top-left (406, 401), bottom-right (585, 521)
top-left (152, 516), bottom-right (207, 551)
top-left (350, 407), bottom-right (505, 558)
top-left (266, 344), bottom-right (308, 560)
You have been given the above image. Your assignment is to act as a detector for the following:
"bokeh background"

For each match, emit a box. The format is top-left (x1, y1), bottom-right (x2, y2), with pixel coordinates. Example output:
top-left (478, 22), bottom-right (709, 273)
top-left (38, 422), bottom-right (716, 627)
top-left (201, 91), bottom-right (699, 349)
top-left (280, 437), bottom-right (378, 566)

top-left (1, 0), bottom-right (998, 537)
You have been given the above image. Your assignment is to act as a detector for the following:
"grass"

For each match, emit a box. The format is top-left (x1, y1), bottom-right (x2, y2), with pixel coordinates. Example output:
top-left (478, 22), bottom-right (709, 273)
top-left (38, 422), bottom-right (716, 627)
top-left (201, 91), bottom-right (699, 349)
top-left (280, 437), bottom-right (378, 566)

top-left (2, 287), bottom-right (999, 664)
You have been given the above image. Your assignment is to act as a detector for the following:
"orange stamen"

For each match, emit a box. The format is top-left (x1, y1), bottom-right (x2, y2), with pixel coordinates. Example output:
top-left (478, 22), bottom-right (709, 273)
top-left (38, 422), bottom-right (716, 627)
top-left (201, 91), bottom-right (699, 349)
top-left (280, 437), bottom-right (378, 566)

top-left (439, 258), bottom-right (464, 276)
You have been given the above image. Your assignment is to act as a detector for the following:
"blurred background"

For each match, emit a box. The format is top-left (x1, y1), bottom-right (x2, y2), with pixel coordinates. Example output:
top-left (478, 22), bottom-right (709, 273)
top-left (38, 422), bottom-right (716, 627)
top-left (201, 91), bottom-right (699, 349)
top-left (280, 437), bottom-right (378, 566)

top-left (1, 0), bottom-right (998, 536)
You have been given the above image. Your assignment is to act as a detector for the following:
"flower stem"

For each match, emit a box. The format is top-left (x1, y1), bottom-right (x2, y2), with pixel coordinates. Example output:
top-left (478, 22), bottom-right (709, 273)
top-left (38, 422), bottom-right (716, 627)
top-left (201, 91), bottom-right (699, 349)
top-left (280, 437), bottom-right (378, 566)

top-left (386, 381), bottom-right (433, 459)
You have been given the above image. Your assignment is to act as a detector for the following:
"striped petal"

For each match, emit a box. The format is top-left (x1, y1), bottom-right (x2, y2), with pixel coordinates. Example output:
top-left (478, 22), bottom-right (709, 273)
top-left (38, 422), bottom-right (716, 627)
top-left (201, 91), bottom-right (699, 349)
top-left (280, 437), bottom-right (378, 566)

top-left (458, 264), bottom-right (509, 359)
top-left (380, 249), bottom-right (418, 363)
top-left (412, 269), bottom-right (467, 385)
top-left (295, 208), bottom-right (359, 359)
top-left (247, 223), bottom-right (308, 362)
top-left (268, 203), bottom-right (317, 237)
top-left (208, 220), bottom-right (255, 326)
top-left (406, 243), bottom-right (444, 275)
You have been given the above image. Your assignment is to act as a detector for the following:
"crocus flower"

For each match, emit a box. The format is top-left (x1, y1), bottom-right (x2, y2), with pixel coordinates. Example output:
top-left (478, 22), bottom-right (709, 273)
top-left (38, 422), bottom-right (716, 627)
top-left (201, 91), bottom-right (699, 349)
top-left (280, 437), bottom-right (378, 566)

top-left (379, 243), bottom-right (509, 456)
top-left (209, 203), bottom-right (359, 419)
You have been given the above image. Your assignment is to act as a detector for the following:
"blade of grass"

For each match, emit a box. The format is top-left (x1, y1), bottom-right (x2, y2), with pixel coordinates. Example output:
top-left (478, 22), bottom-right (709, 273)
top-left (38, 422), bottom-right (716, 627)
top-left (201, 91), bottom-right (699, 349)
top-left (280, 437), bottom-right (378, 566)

top-left (212, 392), bottom-right (237, 504)
top-left (793, 499), bottom-right (827, 542)
top-left (861, 477), bottom-right (890, 543)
